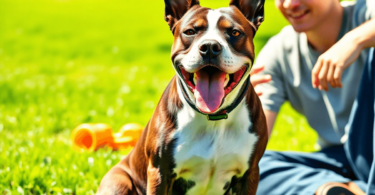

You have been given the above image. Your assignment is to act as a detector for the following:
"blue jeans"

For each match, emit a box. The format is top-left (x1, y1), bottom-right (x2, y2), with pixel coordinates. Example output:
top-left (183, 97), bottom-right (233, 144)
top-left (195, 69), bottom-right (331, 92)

top-left (257, 48), bottom-right (375, 195)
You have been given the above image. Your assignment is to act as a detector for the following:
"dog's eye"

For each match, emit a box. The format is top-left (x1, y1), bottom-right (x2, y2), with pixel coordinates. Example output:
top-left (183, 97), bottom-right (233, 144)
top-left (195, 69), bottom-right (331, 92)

top-left (184, 29), bottom-right (196, 36)
top-left (231, 30), bottom-right (241, 37)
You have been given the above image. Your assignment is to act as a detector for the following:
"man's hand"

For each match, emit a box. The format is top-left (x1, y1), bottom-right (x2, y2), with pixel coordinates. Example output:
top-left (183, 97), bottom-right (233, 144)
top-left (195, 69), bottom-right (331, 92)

top-left (312, 18), bottom-right (375, 91)
top-left (311, 35), bottom-right (362, 91)
top-left (250, 65), bottom-right (272, 96)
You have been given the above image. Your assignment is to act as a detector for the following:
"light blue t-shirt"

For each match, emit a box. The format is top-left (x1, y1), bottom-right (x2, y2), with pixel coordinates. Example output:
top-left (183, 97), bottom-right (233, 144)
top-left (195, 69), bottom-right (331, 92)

top-left (256, 1), bottom-right (375, 148)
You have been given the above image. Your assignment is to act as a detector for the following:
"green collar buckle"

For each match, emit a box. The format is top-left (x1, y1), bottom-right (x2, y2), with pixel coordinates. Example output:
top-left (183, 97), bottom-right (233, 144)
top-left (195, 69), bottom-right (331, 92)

top-left (207, 113), bottom-right (228, 121)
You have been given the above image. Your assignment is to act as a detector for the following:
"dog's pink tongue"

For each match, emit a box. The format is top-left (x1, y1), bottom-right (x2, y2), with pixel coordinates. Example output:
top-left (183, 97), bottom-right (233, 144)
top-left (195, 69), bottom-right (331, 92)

top-left (194, 70), bottom-right (226, 113)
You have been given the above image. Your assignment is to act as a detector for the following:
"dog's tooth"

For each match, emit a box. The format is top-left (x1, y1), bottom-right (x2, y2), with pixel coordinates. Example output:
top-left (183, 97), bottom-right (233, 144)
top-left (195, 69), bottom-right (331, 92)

top-left (224, 74), bottom-right (229, 88)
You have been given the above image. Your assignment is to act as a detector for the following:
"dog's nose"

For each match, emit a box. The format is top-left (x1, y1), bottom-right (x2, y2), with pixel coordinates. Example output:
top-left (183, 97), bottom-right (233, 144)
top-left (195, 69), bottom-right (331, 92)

top-left (199, 40), bottom-right (222, 58)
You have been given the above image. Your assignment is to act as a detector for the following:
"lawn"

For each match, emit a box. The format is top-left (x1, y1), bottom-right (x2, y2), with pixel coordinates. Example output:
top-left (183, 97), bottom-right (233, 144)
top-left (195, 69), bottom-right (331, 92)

top-left (0, 0), bottom-right (318, 194)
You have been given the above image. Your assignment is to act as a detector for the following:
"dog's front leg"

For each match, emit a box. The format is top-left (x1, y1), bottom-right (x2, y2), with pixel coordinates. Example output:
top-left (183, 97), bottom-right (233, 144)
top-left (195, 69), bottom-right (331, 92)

top-left (226, 165), bottom-right (260, 195)
top-left (246, 165), bottom-right (260, 195)
top-left (146, 159), bottom-right (176, 195)
top-left (146, 162), bottom-right (162, 195)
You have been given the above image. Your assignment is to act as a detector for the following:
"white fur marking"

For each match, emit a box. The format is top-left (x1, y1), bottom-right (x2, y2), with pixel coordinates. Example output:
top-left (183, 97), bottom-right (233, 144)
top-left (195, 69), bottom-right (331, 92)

top-left (173, 81), bottom-right (258, 195)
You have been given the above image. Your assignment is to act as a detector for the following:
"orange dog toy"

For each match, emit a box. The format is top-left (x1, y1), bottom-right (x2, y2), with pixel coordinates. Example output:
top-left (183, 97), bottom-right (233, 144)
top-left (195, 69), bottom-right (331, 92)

top-left (72, 123), bottom-right (143, 152)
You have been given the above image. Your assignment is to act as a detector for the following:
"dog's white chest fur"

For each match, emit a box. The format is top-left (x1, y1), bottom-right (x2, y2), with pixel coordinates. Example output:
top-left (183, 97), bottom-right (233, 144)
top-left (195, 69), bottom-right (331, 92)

top-left (172, 95), bottom-right (258, 194)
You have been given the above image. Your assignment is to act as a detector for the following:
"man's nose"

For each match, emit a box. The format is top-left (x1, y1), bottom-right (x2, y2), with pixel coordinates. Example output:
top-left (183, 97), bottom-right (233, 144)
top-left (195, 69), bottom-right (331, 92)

top-left (199, 40), bottom-right (222, 58)
top-left (283, 0), bottom-right (300, 9)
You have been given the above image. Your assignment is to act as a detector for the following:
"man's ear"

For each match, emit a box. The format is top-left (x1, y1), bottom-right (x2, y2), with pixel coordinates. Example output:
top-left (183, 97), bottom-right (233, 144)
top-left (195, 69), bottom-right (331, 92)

top-left (164, 0), bottom-right (200, 32)
top-left (229, 0), bottom-right (265, 31)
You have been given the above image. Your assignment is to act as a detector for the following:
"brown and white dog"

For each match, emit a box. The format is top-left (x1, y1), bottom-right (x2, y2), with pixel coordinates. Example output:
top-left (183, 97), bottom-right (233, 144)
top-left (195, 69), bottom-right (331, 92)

top-left (97, 0), bottom-right (267, 194)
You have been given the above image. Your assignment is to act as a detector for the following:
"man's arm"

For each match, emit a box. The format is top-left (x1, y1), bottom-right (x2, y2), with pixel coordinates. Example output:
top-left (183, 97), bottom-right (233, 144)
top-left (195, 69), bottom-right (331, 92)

top-left (353, 18), bottom-right (375, 48)
top-left (264, 110), bottom-right (277, 137)
top-left (251, 32), bottom-right (288, 138)
top-left (250, 65), bottom-right (278, 137)
top-left (312, 17), bottom-right (375, 90)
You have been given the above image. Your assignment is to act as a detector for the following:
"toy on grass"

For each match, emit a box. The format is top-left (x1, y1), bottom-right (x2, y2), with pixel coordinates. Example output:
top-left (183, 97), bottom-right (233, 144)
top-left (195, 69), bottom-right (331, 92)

top-left (72, 123), bottom-right (143, 152)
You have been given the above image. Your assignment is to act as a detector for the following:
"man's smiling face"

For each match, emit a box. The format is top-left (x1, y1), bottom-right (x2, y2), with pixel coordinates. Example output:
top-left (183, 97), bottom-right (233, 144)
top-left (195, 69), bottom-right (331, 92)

top-left (275, 0), bottom-right (337, 32)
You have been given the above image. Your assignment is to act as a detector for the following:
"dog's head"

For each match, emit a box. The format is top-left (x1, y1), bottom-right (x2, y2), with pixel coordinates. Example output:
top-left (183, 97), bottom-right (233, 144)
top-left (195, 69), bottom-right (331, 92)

top-left (164, 0), bottom-right (265, 114)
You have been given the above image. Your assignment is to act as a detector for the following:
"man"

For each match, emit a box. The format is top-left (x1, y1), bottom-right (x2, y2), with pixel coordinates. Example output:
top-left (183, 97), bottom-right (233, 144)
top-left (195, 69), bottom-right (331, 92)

top-left (251, 0), bottom-right (375, 194)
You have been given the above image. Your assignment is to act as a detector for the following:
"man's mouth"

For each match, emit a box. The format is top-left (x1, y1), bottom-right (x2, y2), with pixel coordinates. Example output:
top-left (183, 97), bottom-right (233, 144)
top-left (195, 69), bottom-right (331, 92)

top-left (179, 65), bottom-right (247, 114)
top-left (288, 10), bottom-right (310, 20)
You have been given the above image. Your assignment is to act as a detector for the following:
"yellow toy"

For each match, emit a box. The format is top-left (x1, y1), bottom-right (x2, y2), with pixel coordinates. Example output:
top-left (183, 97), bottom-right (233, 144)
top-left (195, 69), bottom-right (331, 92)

top-left (72, 123), bottom-right (143, 152)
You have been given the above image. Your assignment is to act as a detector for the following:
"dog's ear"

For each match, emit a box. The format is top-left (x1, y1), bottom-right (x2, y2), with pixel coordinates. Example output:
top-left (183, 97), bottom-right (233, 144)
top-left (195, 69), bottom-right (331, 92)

top-left (229, 0), bottom-right (265, 31)
top-left (164, 0), bottom-right (200, 32)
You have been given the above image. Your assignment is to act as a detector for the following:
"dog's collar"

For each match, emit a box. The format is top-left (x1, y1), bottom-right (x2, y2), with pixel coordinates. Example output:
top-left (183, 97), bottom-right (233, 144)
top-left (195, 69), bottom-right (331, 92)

top-left (178, 76), bottom-right (250, 121)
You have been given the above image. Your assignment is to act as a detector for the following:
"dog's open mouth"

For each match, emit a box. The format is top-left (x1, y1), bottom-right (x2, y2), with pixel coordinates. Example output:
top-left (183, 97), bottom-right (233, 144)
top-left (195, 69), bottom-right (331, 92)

top-left (179, 65), bottom-right (247, 114)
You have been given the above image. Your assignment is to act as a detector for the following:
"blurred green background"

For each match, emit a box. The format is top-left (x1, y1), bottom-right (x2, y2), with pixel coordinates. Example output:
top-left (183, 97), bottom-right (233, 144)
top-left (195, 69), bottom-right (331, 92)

top-left (0, 0), bottom-right (318, 194)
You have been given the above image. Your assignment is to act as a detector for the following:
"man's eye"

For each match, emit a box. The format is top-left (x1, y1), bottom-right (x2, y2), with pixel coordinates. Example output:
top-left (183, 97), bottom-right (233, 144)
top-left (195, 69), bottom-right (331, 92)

top-left (184, 29), bottom-right (196, 35)
top-left (231, 30), bottom-right (241, 37)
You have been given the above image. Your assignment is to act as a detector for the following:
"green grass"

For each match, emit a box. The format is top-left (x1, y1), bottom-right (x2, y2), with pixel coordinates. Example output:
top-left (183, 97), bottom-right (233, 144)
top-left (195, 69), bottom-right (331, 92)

top-left (0, 0), bottom-right (318, 193)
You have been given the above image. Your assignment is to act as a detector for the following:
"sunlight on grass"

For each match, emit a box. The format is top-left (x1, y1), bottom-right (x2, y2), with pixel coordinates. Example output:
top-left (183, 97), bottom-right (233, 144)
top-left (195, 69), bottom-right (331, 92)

top-left (0, 0), bottom-right (317, 193)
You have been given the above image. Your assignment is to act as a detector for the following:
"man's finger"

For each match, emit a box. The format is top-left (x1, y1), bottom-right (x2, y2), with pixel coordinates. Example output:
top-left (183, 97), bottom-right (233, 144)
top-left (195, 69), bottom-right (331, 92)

top-left (327, 64), bottom-right (336, 88)
top-left (312, 59), bottom-right (323, 88)
top-left (333, 67), bottom-right (344, 88)
top-left (318, 62), bottom-right (329, 91)
top-left (250, 65), bottom-right (265, 76)
top-left (250, 74), bottom-right (272, 87)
